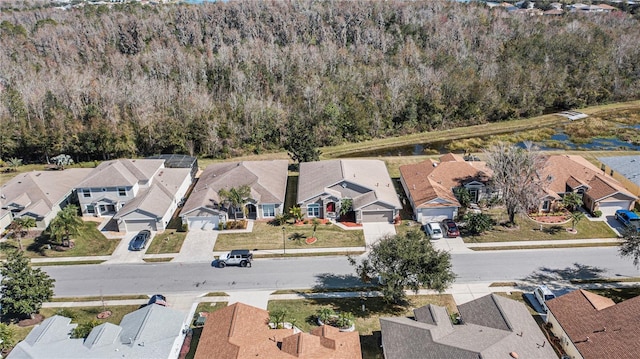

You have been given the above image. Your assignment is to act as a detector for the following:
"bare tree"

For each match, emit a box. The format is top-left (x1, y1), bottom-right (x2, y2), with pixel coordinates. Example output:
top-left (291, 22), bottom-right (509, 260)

top-left (485, 142), bottom-right (547, 226)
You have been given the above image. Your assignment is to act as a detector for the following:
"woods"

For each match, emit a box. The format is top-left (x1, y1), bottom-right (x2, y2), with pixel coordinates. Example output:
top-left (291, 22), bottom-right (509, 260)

top-left (1, 1), bottom-right (639, 162)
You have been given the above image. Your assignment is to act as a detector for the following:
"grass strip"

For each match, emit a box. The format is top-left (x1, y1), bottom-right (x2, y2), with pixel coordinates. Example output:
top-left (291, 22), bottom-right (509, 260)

top-left (489, 282), bottom-right (518, 287)
top-left (32, 260), bottom-right (106, 266)
top-left (50, 295), bottom-right (148, 302)
top-left (204, 292), bottom-right (229, 297)
top-left (254, 251), bottom-right (365, 259)
top-left (469, 242), bottom-right (619, 251)
top-left (570, 277), bottom-right (640, 284)
top-left (272, 287), bottom-right (380, 295)
top-left (143, 257), bottom-right (173, 262)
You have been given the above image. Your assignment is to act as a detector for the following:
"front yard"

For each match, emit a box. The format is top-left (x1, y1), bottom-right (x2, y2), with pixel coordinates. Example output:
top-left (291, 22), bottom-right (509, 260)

top-left (268, 294), bottom-right (457, 359)
top-left (213, 221), bottom-right (365, 251)
top-left (0, 221), bottom-right (120, 259)
top-left (463, 208), bottom-right (617, 243)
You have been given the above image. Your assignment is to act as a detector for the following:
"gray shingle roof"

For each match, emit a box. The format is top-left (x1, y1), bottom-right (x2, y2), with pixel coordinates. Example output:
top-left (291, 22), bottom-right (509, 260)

top-left (8, 304), bottom-right (186, 359)
top-left (77, 159), bottom-right (164, 188)
top-left (380, 294), bottom-right (558, 359)
top-left (598, 155), bottom-right (640, 187)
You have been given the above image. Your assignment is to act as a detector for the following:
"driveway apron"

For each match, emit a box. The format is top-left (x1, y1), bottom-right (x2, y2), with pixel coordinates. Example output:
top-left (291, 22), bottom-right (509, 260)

top-left (362, 223), bottom-right (396, 247)
top-left (172, 230), bottom-right (218, 263)
top-left (104, 232), bottom-right (147, 264)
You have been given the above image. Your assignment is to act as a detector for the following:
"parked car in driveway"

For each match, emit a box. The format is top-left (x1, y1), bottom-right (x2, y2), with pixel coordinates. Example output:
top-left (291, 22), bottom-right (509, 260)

top-left (441, 219), bottom-right (460, 238)
top-left (534, 285), bottom-right (556, 314)
top-left (129, 230), bottom-right (151, 251)
top-left (423, 222), bottom-right (444, 240)
top-left (148, 294), bottom-right (168, 306)
top-left (615, 209), bottom-right (640, 232)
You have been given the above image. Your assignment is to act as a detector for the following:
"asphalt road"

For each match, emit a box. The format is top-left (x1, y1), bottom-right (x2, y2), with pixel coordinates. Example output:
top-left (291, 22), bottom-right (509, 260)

top-left (43, 247), bottom-right (639, 297)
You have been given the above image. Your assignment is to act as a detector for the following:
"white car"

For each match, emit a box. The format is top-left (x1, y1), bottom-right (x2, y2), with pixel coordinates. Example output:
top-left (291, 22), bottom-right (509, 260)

top-left (534, 285), bottom-right (556, 313)
top-left (424, 222), bottom-right (444, 239)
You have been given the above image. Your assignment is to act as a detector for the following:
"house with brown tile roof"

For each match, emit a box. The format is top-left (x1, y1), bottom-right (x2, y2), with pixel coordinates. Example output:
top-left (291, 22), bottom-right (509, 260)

top-left (399, 154), bottom-right (493, 223)
top-left (180, 160), bottom-right (288, 230)
top-left (380, 294), bottom-right (557, 359)
top-left (538, 155), bottom-right (636, 216)
top-left (76, 159), bottom-right (192, 232)
top-left (194, 303), bottom-right (361, 359)
top-left (297, 160), bottom-right (401, 223)
top-left (546, 289), bottom-right (640, 359)
top-left (0, 169), bottom-right (92, 230)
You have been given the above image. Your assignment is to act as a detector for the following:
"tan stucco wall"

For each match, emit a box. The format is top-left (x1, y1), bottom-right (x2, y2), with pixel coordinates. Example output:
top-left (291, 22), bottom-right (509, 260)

top-left (547, 311), bottom-right (583, 359)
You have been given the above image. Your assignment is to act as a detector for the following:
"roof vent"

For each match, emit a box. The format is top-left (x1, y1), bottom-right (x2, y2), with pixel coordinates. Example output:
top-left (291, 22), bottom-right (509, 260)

top-left (341, 183), bottom-right (347, 188)
top-left (509, 352), bottom-right (519, 359)
top-left (433, 163), bottom-right (438, 167)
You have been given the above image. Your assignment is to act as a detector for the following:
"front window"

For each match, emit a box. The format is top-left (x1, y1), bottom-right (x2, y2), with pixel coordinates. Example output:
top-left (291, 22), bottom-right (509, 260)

top-left (262, 204), bottom-right (275, 217)
top-left (118, 187), bottom-right (127, 197)
top-left (542, 200), bottom-right (551, 211)
top-left (82, 189), bottom-right (91, 198)
top-left (307, 204), bottom-right (320, 217)
top-left (86, 204), bottom-right (95, 214)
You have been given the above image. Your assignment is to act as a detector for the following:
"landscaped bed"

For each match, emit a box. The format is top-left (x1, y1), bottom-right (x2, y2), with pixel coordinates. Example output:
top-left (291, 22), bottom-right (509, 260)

top-left (214, 221), bottom-right (365, 251)
top-left (267, 294), bottom-right (457, 359)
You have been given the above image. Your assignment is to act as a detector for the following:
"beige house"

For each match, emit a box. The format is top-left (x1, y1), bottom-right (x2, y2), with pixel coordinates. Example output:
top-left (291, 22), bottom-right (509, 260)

top-left (546, 289), bottom-right (640, 359)
top-left (0, 169), bottom-right (92, 230)
top-left (296, 159), bottom-right (401, 223)
top-left (181, 160), bottom-right (288, 230)
top-left (76, 159), bottom-right (192, 232)
top-left (598, 155), bottom-right (640, 199)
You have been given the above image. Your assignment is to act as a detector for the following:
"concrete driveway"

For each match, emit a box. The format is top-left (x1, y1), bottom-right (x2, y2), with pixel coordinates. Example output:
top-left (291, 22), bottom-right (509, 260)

top-left (172, 230), bottom-right (218, 263)
top-left (105, 231), bottom-right (152, 264)
top-left (362, 222), bottom-right (396, 246)
top-left (603, 215), bottom-right (626, 236)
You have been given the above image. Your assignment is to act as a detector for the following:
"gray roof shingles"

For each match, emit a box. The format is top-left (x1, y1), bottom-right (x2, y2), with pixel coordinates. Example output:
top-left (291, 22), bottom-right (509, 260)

top-left (598, 155), bottom-right (640, 187)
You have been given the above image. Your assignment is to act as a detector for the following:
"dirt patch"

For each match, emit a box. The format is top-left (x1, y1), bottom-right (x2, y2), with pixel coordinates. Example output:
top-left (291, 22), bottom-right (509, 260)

top-left (17, 314), bottom-right (44, 327)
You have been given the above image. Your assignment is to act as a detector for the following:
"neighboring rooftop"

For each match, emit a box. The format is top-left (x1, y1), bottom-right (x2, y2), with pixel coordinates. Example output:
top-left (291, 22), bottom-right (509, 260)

top-left (146, 154), bottom-right (197, 169)
top-left (194, 302), bottom-right (361, 359)
top-left (598, 155), bottom-right (640, 187)
top-left (547, 289), bottom-right (640, 359)
top-left (77, 159), bottom-right (165, 188)
top-left (380, 294), bottom-right (557, 359)
top-left (8, 304), bottom-right (186, 359)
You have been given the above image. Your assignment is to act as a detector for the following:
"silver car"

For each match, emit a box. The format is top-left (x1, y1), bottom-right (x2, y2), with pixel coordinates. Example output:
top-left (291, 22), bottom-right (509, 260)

top-left (423, 222), bottom-right (444, 240)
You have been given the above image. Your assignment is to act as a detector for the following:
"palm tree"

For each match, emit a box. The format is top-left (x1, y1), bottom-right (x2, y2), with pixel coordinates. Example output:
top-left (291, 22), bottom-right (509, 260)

top-left (570, 211), bottom-right (585, 231)
top-left (49, 205), bottom-right (83, 247)
top-left (6, 157), bottom-right (22, 172)
top-left (562, 193), bottom-right (583, 212)
top-left (289, 206), bottom-right (304, 223)
top-left (218, 185), bottom-right (253, 221)
top-left (8, 217), bottom-right (36, 251)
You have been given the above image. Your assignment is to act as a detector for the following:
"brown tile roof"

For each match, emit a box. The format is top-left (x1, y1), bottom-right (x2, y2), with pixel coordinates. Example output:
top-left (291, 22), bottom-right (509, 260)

top-left (194, 303), bottom-right (361, 359)
top-left (542, 155), bottom-right (635, 201)
top-left (547, 290), bottom-right (640, 359)
top-left (399, 157), bottom-right (491, 209)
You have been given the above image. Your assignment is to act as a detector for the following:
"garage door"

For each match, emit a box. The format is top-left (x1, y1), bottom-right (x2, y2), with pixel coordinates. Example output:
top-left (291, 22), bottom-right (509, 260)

top-left (420, 208), bottom-right (455, 223)
top-left (598, 201), bottom-right (631, 217)
top-left (123, 219), bottom-right (157, 232)
top-left (361, 211), bottom-right (393, 223)
top-left (188, 216), bottom-right (218, 230)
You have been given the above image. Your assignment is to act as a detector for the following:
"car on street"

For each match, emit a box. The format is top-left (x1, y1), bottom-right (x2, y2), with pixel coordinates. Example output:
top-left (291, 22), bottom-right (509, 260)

top-left (441, 219), bottom-right (460, 238)
top-left (615, 209), bottom-right (640, 232)
top-left (423, 222), bottom-right (444, 240)
top-left (217, 249), bottom-right (253, 268)
top-left (148, 294), bottom-right (168, 306)
top-left (534, 285), bottom-right (556, 314)
top-left (129, 230), bottom-right (151, 251)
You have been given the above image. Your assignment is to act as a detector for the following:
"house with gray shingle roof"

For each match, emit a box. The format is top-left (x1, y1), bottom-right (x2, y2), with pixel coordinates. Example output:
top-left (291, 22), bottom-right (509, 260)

top-left (380, 294), bottom-right (557, 359)
top-left (76, 159), bottom-right (192, 232)
top-left (0, 169), bottom-right (92, 230)
top-left (297, 159), bottom-right (401, 223)
top-left (7, 304), bottom-right (187, 359)
top-left (598, 155), bottom-right (640, 199)
top-left (181, 160), bottom-right (288, 230)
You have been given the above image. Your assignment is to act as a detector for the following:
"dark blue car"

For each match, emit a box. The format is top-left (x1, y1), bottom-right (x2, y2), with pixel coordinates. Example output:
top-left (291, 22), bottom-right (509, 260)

top-left (129, 230), bottom-right (151, 251)
top-left (615, 210), bottom-right (640, 232)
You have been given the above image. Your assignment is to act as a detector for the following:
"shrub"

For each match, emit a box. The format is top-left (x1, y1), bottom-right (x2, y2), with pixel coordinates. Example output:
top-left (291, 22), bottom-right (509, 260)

top-left (316, 308), bottom-right (335, 323)
top-left (71, 319), bottom-right (100, 338)
top-left (593, 210), bottom-right (602, 218)
top-left (179, 223), bottom-right (188, 232)
top-left (464, 213), bottom-right (494, 234)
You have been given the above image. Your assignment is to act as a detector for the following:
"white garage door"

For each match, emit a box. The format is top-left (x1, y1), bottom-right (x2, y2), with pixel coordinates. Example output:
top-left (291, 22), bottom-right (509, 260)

top-left (124, 219), bottom-right (157, 232)
top-left (598, 201), bottom-right (631, 217)
top-left (361, 211), bottom-right (393, 223)
top-left (188, 216), bottom-right (218, 230)
top-left (420, 208), bottom-right (455, 224)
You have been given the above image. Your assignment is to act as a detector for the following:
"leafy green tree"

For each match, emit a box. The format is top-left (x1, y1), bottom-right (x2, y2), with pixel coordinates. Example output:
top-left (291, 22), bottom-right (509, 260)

top-left (339, 198), bottom-right (353, 216)
top-left (8, 217), bottom-right (36, 251)
top-left (218, 185), bottom-right (253, 221)
top-left (284, 118), bottom-right (321, 166)
top-left (464, 213), bottom-right (494, 235)
top-left (48, 205), bottom-right (83, 247)
top-left (349, 230), bottom-right (455, 304)
top-left (454, 187), bottom-right (472, 208)
top-left (0, 323), bottom-right (15, 354)
top-left (570, 211), bottom-right (585, 231)
top-left (316, 307), bottom-right (335, 323)
top-left (0, 250), bottom-right (55, 320)
top-left (619, 226), bottom-right (640, 267)
top-left (71, 319), bottom-right (100, 339)
top-left (289, 206), bottom-right (304, 223)
top-left (562, 192), bottom-right (583, 212)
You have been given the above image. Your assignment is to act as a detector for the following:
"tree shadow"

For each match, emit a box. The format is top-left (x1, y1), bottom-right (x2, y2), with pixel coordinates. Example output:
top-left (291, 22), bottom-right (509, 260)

top-left (313, 273), bottom-right (366, 291)
top-left (542, 225), bottom-right (564, 235)
top-left (521, 263), bottom-right (607, 292)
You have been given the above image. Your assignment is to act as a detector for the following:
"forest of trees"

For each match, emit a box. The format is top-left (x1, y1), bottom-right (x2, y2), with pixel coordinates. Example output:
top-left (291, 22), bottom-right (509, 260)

top-left (0, 1), bottom-right (639, 162)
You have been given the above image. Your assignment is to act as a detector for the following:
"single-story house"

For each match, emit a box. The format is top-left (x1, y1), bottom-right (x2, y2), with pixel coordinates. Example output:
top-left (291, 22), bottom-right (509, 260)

top-left (0, 169), bottom-right (92, 230)
top-left (380, 293), bottom-right (557, 359)
top-left (76, 158), bottom-right (192, 232)
top-left (180, 160), bottom-right (288, 230)
top-left (598, 155), bottom-right (640, 198)
top-left (8, 304), bottom-right (187, 359)
top-left (399, 154), bottom-right (493, 223)
top-left (297, 159), bottom-right (402, 223)
top-left (194, 302), bottom-right (361, 359)
top-left (546, 289), bottom-right (640, 359)
top-left (538, 155), bottom-right (637, 216)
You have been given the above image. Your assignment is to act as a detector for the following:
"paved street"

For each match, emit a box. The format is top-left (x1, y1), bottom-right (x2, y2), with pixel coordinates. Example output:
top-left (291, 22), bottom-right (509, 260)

top-left (43, 247), bottom-right (639, 298)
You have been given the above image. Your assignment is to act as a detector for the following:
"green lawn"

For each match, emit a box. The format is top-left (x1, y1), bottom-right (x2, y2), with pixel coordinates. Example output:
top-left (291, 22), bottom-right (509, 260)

top-left (268, 295), bottom-right (457, 359)
top-left (591, 287), bottom-right (640, 303)
top-left (146, 230), bottom-right (186, 254)
top-left (0, 221), bottom-right (120, 259)
top-left (463, 209), bottom-right (617, 243)
top-left (214, 221), bottom-right (365, 251)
